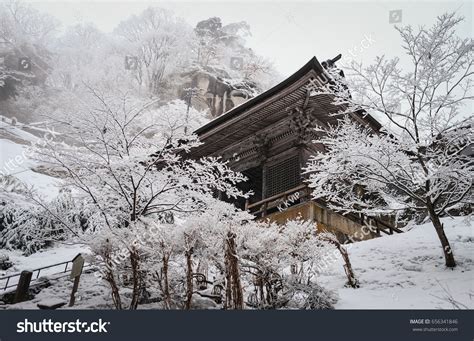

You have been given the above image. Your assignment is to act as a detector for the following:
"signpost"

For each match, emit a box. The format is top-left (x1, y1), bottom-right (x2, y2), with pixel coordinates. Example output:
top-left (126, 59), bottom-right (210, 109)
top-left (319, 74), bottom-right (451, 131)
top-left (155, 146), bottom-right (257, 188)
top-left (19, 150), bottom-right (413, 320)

top-left (13, 271), bottom-right (32, 303)
top-left (68, 254), bottom-right (84, 307)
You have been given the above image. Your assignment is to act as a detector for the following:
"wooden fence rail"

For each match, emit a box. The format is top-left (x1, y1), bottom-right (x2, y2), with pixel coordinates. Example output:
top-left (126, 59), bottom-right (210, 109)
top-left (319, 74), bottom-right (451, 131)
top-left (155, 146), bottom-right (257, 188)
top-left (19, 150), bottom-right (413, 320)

top-left (0, 256), bottom-right (79, 293)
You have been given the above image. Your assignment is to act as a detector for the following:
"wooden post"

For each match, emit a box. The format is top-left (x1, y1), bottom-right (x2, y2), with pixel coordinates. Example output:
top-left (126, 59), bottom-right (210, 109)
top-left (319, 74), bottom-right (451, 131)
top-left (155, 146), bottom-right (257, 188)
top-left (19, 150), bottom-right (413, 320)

top-left (69, 254), bottom-right (84, 307)
top-left (261, 164), bottom-right (267, 200)
top-left (14, 270), bottom-right (32, 303)
top-left (69, 276), bottom-right (80, 307)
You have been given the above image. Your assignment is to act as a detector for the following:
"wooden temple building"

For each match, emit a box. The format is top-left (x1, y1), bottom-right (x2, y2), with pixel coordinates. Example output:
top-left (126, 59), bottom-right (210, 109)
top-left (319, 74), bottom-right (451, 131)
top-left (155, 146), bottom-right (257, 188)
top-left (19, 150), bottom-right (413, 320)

top-left (190, 57), bottom-right (399, 241)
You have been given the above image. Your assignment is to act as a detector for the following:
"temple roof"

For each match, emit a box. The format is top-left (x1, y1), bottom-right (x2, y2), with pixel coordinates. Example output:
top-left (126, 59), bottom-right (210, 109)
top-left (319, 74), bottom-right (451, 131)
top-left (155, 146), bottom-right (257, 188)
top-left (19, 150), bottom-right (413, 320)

top-left (195, 57), bottom-right (325, 135)
top-left (191, 56), bottom-right (382, 159)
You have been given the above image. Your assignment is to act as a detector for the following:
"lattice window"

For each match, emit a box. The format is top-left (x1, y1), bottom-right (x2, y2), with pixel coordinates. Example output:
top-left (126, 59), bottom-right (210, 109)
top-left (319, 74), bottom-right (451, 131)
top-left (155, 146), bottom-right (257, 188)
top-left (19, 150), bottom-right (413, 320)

top-left (265, 155), bottom-right (301, 198)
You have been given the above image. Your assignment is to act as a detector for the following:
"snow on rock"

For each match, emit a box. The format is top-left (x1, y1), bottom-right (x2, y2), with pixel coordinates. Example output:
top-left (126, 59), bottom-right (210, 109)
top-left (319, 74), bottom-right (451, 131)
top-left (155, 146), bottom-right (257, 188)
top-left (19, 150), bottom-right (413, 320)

top-left (0, 138), bottom-right (60, 200)
top-left (319, 216), bottom-right (473, 309)
top-left (0, 121), bottom-right (39, 145)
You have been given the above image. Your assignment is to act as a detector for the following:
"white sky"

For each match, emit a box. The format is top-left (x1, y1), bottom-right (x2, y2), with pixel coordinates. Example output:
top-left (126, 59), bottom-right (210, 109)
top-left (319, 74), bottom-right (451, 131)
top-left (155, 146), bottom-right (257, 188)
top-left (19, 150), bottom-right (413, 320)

top-left (28, 0), bottom-right (472, 77)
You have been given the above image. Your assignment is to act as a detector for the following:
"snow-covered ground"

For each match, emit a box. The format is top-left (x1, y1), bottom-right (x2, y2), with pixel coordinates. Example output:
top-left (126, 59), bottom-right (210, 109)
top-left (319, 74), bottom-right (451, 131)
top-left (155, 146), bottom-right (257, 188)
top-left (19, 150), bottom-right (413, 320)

top-left (0, 244), bottom-right (87, 278)
top-left (0, 216), bottom-right (472, 309)
top-left (0, 244), bottom-right (89, 296)
top-left (320, 216), bottom-right (473, 309)
top-left (0, 244), bottom-right (104, 309)
top-left (0, 121), bottom-right (60, 200)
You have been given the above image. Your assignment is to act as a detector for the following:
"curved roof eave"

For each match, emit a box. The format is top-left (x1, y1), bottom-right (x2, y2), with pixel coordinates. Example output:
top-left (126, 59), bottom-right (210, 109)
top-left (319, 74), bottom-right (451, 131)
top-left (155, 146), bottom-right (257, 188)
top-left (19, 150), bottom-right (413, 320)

top-left (194, 56), bottom-right (325, 136)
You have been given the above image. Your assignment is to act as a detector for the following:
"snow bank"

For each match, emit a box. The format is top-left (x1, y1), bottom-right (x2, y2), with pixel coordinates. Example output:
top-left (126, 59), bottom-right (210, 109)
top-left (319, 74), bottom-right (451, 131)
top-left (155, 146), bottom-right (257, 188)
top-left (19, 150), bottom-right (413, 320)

top-left (0, 138), bottom-right (60, 200)
top-left (319, 216), bottom-right (473, 309)
top-left (0, 121), bottom-right (39, 144)
top-left (0, 244), bottom-right (89, 295)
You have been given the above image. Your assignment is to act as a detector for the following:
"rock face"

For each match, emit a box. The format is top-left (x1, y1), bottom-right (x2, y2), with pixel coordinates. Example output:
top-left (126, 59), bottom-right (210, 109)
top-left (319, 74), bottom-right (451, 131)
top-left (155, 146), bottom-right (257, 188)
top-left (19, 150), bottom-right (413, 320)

top-left (179, 67), bottom-right (257, 118)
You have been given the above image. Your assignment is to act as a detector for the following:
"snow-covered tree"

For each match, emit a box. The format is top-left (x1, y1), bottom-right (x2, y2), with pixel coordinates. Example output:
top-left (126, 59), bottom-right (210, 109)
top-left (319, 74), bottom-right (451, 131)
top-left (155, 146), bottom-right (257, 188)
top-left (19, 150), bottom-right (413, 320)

top-left (34, 88), bottom-right (248, 308)
top-left (239, 219), bottom-right (337, 309)
top-left (305, 13), bottom-right (473, 268)
top-left (193, 16), bottom-right (279, 91)
top-left (194, 17), bottom-right (249, 68)
top-left (114, 7), bottom-right (194, 95)
top-left (0, 0), bottom-right (58, 46)
top-left (182, 200), bottom-right (252, 309)
top-left (0, 0), bottom-right (58, 114)
top-left (48, 23), bottom-right (123, 91)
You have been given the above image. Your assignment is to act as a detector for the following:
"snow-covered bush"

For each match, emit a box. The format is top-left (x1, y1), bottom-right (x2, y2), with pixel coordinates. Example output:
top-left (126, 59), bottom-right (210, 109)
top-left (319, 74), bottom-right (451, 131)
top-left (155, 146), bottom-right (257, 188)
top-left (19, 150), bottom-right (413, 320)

top-left (0, 253), bottom-right (13, 270)
top-left (240, 219), bottom-right (337, 309)
top-left (0, 192), bottom-right (87, 255)
top-left (283, 281), bottom-right (338, 310)
top-left (0, 203), bottom-right (51, 254)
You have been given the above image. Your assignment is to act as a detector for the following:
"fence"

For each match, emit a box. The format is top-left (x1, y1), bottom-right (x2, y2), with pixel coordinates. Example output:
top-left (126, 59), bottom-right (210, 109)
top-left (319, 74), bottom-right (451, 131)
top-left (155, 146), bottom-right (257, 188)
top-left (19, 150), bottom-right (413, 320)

top-left (0, 254), bottom-right (82, 293)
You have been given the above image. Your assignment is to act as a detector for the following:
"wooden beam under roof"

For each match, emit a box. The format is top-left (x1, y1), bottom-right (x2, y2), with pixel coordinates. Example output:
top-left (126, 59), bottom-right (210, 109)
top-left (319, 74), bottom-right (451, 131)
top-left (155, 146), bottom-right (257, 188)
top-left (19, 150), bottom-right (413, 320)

top-left (190, 56), bottom-right (383, 159)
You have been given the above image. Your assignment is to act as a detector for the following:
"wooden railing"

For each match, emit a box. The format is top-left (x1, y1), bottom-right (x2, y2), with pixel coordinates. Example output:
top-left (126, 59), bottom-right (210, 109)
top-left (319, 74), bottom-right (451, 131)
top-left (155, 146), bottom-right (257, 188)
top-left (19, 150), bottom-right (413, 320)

top-left (244, 184), bottom-right (402, 235)
top-left (245, 184), bottom-right (310, 217)
top-left (0, 254), bottom-right (83, 293)
top-left (354, 213), bottom-right (403, 235)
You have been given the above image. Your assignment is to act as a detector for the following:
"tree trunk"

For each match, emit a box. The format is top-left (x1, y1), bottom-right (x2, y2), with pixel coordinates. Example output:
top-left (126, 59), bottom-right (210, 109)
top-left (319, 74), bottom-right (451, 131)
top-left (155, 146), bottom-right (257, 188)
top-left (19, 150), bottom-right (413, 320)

top-left (106, 268), bottom-right (122, 310)
top-left (224, 246), bottom-right (232, 310)
top-left (427, 204), bottom-right (456, 268)
top-left (185, 249), bottom-right (193, 310)
top-left (129, 247), bottom-right (140, 310)
top-left (101, 240), bottom-right (122, 310)
top-left (322, 236), bottom-right (358, 288)
top-left (103, 247), bottom-right (122, 310)
top-left (338, 245), bottom-right (358, 288)
top-left (162, 254), bottom-right (171, 309)
top-left (224, 232), bottom-right (244, 309)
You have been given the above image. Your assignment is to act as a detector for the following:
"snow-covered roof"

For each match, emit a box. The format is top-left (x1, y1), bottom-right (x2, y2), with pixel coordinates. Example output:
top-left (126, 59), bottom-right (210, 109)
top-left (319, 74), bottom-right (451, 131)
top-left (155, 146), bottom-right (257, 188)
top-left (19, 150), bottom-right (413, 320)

top-left (191, 56), bottom-right (382, 158)
top-left (195, 56), bottom-right (325, 136)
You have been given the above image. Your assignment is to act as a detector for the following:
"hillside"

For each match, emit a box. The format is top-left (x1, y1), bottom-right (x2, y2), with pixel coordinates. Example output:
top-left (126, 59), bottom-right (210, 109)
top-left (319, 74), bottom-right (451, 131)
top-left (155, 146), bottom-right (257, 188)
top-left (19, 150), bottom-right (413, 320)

top-left (1, 216), bottom-right (472, 309)
top-left (0, 120), bottom-right (60, 201)
top-left (320, 216), bottom-right (473, 309)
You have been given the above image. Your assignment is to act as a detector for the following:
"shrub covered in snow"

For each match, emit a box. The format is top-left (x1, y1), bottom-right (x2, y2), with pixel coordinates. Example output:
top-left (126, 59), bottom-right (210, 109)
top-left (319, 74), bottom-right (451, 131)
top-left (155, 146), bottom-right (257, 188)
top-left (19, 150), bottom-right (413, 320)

top-left (0, 192), bottom-right (88, 255)
top-left (0, 253), bottom-right (13, 270)
top-left (283, 281), bottom-right (338, 310)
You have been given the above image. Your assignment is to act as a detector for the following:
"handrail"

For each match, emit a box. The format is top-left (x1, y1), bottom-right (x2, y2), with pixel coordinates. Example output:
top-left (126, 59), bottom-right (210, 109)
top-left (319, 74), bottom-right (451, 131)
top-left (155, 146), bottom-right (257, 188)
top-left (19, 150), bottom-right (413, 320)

top-left (245, 185), bottom-right (401, 234)
top-left (0, 254), bottom-right (81, 292)
top-left (246, 184), bottom-right (308, 210)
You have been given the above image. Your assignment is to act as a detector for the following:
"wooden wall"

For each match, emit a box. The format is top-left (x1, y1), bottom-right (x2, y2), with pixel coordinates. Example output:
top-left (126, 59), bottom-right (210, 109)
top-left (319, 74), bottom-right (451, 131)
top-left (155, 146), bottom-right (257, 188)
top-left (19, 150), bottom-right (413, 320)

top-left (259, 201), bottom-right (377, 241)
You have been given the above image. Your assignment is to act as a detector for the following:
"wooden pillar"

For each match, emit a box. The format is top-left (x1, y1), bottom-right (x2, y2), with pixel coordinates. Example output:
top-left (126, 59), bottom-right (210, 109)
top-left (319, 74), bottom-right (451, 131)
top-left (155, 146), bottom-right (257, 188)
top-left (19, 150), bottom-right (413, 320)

top-left (14, 271), bottom-right (32, 303)
top-left (261, 164), bottom-right (267, 200)
top-left (69, 276), bottom-right (80, 307)
top-left (69, 254), bottom-right (84, 307)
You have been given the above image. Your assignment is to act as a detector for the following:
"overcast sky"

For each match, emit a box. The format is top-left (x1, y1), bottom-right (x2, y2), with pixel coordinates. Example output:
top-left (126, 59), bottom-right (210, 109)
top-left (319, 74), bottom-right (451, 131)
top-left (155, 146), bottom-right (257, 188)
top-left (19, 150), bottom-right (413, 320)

top-left (29, 0), bottom-right (472, 77)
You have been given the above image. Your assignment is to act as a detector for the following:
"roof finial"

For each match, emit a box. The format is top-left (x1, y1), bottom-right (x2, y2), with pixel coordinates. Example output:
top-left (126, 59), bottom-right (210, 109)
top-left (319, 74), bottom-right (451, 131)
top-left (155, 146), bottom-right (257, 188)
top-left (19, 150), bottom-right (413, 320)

top-left (322, 54), bottom-right (342, 69)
